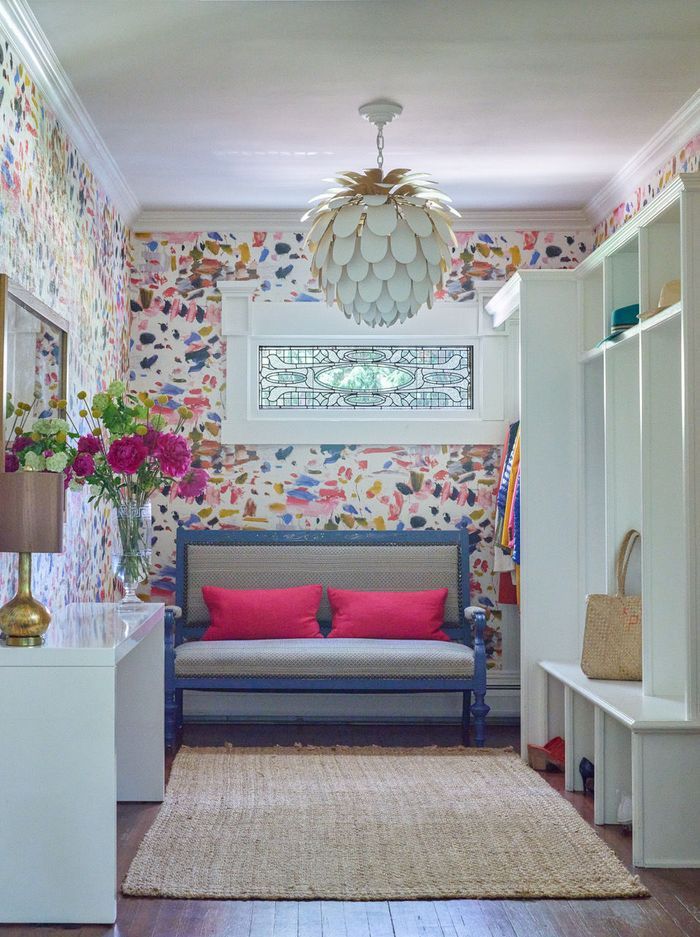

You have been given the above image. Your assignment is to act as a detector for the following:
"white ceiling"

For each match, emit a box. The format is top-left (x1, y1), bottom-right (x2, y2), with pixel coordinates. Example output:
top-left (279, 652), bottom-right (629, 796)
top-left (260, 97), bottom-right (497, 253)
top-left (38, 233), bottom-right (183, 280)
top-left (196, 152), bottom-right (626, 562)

top-left (27, 0), bottom-right (700, 213)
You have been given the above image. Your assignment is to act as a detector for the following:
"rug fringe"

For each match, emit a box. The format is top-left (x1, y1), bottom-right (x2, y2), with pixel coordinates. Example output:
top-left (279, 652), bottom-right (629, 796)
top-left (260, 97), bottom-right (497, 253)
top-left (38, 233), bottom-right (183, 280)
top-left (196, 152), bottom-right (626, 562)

top-left (122, 884), bottom-right (649, 900)
top-left (177, 744), bottom-right (516, 756)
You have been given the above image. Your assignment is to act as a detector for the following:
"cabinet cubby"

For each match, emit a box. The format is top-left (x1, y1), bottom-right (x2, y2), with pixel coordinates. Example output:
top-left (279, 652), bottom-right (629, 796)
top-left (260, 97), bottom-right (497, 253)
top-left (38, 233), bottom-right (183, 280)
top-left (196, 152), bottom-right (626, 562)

top-left (604, 337), bottom-right (642, 596)
top-left (605, 234), bottom-right (639, 323)
top-left (641, 201), bottom-right (681, 315)
top-left (641, 315), bottom-right (684, 700)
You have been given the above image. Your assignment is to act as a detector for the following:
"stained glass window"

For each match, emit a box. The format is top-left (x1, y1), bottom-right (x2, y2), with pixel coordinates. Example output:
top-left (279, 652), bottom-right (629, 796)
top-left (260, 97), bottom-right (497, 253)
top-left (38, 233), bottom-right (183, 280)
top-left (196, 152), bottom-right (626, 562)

top-left (258, 345), bottom-right (474, 410)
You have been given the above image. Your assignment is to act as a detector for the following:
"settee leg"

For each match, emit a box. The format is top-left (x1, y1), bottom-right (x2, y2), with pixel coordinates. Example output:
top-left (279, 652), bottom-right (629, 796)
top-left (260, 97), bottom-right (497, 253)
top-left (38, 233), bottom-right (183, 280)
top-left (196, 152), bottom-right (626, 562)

top-left (176, 689), bottom-right (184, 733)
top-left (471, 691), bottom-right (490, 748)
top-left (165, 686), bottom-right (178, 752)
top-left (461, 691), bottom-right (472, 746)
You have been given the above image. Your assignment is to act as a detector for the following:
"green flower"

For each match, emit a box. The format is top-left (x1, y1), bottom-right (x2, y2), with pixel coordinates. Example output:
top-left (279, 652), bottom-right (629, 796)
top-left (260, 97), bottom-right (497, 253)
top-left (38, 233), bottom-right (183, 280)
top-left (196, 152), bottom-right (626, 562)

top-left (45, 452), bottom-right (68, 473)
top-left (24, 451), bottom-right (46, 471)
top-left (107, 379), bottom-right (126, 397)
top-left (51, 418), bottom-right (69, 435)
top-left (93, 393), bottom-right (110, 412)
top-left (150, 414), bottom-right (167, 430)
top-left (32, 417), bottom-right (69, 436)
top-left (31, 418), bottom-right (53, 435)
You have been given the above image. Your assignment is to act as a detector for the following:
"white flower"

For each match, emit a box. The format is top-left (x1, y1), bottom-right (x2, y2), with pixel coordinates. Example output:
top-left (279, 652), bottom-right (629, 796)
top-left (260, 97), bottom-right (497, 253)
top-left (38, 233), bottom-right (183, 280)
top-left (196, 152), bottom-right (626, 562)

top-left (45, 452), bottom-right (68, 473)
top-left (24, 451), bottom-right (46, 471)
top-left (32, 417), bottom-right (69, 436)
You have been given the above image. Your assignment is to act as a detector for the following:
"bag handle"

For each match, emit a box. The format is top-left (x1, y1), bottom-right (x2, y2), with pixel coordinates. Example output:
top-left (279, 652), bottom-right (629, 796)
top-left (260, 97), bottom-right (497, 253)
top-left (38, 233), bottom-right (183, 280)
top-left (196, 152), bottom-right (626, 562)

top-left (615, 529), bottom-right (640, 596)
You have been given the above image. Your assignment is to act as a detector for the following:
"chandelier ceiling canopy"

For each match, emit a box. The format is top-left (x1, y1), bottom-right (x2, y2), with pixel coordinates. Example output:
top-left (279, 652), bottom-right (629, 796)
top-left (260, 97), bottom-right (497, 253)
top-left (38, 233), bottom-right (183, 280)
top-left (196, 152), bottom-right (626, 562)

top-left (303, 101), bottom-right (459, 327)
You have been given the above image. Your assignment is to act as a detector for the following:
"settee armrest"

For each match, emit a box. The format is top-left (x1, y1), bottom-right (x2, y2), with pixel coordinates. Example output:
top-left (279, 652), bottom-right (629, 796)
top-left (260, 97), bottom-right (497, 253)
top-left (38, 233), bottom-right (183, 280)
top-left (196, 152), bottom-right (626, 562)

top-left (164, 606), bottom-right (181, 639)
top-left (464, 605), bottom-right (486, 642)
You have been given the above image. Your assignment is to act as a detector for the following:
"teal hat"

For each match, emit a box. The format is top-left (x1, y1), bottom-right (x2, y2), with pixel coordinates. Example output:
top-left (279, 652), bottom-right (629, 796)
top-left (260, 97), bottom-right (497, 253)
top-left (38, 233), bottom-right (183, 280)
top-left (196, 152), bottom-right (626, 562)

top-left (597, 303), bottom-right (639, 346)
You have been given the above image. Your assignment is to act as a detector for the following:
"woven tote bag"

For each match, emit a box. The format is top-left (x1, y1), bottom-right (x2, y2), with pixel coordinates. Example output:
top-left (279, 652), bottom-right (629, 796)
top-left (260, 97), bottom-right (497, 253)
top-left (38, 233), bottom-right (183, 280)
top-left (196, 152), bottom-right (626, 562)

top-left (581, 529), bottom-right (642, 680)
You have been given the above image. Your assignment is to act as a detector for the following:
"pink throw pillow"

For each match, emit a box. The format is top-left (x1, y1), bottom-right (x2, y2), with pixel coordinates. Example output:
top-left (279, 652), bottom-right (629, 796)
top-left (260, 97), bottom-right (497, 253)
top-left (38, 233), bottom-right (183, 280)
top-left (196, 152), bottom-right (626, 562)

top-left (201, 584), bottom-right (323, 640)
top-left (327, 588), bottom-right (450, 641)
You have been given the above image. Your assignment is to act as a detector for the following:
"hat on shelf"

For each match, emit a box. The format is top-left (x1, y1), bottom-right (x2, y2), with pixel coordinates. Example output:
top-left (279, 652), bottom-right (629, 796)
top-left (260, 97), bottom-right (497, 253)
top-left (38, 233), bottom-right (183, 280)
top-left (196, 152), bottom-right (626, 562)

top-left (597, 303), bottom-right (640, 346)
top-left (639, 279), bottom-right (681, 321)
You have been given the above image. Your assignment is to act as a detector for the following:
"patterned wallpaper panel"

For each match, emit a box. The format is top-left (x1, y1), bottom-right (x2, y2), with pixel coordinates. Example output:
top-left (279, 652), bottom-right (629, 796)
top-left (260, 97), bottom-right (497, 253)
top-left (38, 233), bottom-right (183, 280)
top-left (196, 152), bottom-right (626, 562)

top-left (592, 133), bottom-right (700, 245)
top-left (0, 39), bottom-right (129, 607)
top-left (129, 227), bottom-right (590, 665)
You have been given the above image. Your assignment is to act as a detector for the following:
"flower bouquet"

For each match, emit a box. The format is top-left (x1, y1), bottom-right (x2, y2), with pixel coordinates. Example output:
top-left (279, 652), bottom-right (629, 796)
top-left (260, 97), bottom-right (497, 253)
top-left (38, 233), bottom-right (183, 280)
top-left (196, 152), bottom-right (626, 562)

top-left (4, 382), bottom-right (208, 604)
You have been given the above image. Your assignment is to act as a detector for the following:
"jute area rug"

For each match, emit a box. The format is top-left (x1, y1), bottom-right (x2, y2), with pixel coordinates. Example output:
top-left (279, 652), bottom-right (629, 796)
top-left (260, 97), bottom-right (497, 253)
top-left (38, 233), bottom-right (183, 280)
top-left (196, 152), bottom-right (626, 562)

top-left (122, 745), bottom-right (647, 901)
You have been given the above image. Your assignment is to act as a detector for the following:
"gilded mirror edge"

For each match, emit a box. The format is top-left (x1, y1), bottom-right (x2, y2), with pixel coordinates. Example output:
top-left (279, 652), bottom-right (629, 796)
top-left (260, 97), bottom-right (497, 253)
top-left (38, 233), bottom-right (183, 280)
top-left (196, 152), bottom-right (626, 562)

top-left (0, 273), bottom-right (70, 458)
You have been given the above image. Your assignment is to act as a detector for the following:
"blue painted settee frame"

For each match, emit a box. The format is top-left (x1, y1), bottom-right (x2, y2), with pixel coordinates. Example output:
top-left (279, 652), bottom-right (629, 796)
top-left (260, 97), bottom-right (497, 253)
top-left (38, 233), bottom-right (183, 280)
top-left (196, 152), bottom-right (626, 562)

top-left (165, 528), bottom-right (489, 750)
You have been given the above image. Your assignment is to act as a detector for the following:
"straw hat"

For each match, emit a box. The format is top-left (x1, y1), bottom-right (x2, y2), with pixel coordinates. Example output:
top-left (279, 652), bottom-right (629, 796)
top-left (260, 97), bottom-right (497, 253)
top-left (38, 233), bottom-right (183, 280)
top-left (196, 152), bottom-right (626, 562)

top-left (640, 279), bottom-right (680, 321)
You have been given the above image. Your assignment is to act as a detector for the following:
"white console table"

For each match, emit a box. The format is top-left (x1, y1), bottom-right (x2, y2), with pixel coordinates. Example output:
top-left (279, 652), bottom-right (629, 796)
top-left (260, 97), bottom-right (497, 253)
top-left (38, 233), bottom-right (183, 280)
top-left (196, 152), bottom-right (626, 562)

top-left (0, 602), bottom-right (164, 924)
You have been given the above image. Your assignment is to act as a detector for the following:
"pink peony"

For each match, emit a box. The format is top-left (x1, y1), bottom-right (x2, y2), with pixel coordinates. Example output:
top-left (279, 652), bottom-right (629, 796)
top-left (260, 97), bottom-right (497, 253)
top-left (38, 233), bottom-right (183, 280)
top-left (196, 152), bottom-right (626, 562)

top-left (107, 435), bottom-right (148, 475)
top-left (12, 434), bottom-right (33, 453)
top-left (72, 452), bottom-right (95, 477)
top-left (177, 467), bottom-right (209, 499)
top-left (156, 432), bottom-right (191, 478)
top-left (4, 452), bottom-right (19, 472)
top-left (63, 465), bottom-right (73, 490)
top-left (143, 428), bottom-right (163, 453)
top-left (77, 434), bottom-right (101, 454)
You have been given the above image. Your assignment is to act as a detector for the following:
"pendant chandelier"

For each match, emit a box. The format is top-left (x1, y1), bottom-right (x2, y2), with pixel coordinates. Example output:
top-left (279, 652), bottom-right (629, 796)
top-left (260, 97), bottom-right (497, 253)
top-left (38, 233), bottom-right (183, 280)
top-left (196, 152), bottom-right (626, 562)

top-left (303, 101), bottom-right (459, 327)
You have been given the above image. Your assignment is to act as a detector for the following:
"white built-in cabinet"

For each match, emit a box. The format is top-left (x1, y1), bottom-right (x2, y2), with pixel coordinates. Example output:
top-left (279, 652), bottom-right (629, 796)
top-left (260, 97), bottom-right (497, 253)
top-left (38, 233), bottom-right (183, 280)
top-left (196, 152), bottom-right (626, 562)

top-left (486, 173), bottom-right (700, 867)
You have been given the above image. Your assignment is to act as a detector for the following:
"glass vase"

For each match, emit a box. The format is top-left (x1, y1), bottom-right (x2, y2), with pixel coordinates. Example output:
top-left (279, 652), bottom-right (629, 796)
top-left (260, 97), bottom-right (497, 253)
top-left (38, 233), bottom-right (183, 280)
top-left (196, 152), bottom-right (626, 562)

top-left (112, 499), bottom-right (152, 606)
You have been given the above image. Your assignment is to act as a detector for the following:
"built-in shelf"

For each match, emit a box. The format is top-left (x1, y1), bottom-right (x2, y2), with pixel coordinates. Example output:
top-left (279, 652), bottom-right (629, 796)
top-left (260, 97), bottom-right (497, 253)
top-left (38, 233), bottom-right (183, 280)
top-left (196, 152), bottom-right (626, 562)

top-left (540, 661), bottom-right (690, 729)
top-left (486, 173), bottom-right (700, 868)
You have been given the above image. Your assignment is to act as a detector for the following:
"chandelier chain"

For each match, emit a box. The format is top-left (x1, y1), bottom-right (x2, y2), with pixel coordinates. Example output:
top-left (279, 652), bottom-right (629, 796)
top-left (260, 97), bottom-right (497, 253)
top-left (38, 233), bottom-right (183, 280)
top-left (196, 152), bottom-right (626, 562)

top-left (376, 125), bottom-right (384, 169)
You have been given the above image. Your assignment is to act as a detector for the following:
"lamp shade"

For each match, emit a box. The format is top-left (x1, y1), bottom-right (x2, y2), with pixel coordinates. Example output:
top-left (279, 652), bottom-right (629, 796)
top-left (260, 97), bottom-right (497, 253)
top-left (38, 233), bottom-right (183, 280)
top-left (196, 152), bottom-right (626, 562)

top-left (0, 471), bottom-right (64, 553)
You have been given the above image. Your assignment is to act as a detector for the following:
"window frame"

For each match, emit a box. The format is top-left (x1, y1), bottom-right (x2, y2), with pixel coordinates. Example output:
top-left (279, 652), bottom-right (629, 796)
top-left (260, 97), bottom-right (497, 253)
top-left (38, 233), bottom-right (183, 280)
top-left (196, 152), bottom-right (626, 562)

top-left (220, 280), bottom-right (513, 445)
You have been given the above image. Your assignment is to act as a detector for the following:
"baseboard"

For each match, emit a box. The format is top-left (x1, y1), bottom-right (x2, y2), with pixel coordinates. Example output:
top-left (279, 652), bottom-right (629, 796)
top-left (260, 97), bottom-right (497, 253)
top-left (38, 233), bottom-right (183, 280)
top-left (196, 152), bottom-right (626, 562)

top-left (184, 714), bottom-right (521, 726)
top-left (183, 687), bottom-right (521, 722)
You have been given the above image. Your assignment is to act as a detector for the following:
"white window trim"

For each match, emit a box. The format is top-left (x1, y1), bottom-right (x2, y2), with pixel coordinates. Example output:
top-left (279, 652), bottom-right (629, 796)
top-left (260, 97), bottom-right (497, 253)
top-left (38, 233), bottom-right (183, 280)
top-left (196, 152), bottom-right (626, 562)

top-left (220, 281), bottom-right (515, 445)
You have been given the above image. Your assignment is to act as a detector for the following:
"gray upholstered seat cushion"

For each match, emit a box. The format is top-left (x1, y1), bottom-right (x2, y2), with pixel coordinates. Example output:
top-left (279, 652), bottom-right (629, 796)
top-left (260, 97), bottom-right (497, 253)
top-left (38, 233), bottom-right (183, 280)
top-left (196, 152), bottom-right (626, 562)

top-left (175, 638), bottom-right (474, 679)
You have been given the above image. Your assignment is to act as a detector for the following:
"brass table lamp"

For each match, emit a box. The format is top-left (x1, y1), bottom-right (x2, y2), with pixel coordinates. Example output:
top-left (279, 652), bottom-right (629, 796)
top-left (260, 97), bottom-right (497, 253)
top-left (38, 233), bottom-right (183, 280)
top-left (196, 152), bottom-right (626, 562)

top-left (0, 471), bottom-right (64, 646)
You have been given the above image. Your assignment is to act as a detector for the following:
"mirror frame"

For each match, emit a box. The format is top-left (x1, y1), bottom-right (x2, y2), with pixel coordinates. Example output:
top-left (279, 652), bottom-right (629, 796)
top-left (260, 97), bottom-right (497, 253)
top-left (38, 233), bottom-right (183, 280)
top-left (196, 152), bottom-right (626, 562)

top-left (0, 273), bottom-right (70, 455)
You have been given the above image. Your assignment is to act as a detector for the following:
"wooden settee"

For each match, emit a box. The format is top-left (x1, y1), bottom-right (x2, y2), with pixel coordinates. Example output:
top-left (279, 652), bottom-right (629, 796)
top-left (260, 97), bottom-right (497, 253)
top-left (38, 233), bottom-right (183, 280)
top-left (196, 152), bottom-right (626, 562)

top-left (164, 529), bottom-right (489, 749)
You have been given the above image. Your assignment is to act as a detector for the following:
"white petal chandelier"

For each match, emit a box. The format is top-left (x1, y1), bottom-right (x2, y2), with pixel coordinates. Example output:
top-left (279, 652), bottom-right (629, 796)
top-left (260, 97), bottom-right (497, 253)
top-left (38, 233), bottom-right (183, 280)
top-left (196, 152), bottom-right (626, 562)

top-left (303, 101), bottom-right (459, 327)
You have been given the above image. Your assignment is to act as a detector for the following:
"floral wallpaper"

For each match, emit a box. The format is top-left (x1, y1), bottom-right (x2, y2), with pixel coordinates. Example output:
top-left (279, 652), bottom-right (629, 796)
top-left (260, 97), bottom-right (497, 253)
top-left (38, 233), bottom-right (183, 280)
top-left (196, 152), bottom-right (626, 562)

top-left (129, 227), bottom-right (589, 665)
top-left (1, 17), bottom-right (693, 673)
top-left (0, 39), bottom-right (129, 608)
top-left (592, 132), bottom-right (700, 245)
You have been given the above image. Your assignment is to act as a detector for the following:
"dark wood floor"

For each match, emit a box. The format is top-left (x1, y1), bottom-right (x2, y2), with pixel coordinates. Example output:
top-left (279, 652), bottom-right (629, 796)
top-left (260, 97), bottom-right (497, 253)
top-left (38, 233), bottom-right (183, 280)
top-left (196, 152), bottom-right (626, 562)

top-left (3, 722), bottom-right (700, 937)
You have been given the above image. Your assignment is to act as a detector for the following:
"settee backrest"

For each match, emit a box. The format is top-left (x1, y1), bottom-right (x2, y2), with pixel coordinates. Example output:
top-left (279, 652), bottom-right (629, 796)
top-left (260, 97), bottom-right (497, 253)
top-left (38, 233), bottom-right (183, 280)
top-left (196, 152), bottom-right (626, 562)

top-left (175, 529), bottom-right (471, 637)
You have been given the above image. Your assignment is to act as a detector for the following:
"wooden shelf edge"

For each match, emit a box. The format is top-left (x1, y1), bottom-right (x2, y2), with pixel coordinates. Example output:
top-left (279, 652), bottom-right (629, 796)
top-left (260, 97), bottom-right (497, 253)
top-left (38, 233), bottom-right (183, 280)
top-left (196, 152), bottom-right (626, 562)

top-left (539, 660), bottom-right (694, 729)
top-left (579, 301), bottom-right (682, 361)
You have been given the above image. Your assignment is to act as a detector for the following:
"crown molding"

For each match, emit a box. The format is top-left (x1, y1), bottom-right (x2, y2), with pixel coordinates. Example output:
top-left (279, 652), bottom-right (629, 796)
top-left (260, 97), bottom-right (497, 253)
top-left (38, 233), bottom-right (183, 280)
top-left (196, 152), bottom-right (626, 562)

top-left (0, 0), bottom-right (140, 223)
top-left (585, 89), bottom-right (700, 227)
top-left (133, 206), bottom-right (590, 233)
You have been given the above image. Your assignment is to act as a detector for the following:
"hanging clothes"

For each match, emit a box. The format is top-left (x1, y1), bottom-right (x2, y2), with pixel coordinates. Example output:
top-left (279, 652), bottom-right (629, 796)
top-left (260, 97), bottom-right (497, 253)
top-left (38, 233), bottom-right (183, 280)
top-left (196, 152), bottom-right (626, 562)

top-left (494, 421), bottom-right (519, 573)
top-left (501, 430), bottom-right (520, 552)
top-left (511, 466), bottom-right (521, 564)
top-left (494, 421), bottom-right (520, 604)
